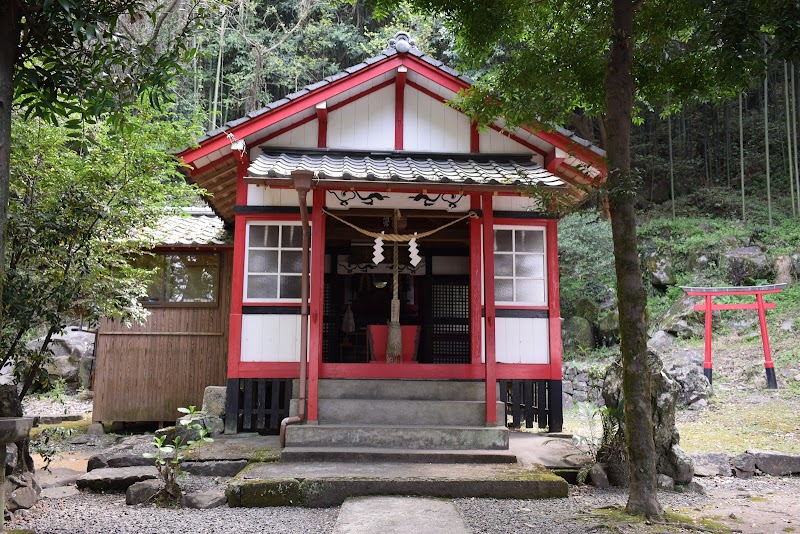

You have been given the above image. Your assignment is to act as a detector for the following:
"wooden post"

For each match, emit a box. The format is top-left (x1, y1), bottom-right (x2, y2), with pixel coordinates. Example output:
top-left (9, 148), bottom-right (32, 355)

top-left (481, 194), bottom-right (497, 425)
top-left (703, 294), bottom-right (713, 384)
top-left (756, 293), bottom-right (778, 389)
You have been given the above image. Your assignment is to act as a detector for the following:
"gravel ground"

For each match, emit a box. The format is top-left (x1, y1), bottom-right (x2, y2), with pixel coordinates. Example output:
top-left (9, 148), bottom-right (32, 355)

top-left (23, 393), bottom-right (93, 417)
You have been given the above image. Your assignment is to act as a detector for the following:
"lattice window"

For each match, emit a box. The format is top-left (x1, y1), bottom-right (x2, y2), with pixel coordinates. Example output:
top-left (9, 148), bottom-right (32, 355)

top-left (494, 227), bottom-right (547, 304)
top-left (244, 223), bottom-right (306, 301)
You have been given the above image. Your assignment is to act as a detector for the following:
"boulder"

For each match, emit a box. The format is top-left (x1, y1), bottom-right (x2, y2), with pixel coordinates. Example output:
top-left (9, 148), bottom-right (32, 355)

top-left (723, 246), bottom-right (771, 285)
top-left (126, 479), bottom-right (163, 505)
top-left (203, 416), bottom-right (224, 437)
top-left (27, 327), bottom-right (95, 386)
top-left (746, 450), bottom-right (800, 476)
top-left (588, 464), bottom-right (610, 489)
top-left (180, 460), bottom-right (247, 477)
top-left (562, 316), bottom-right (595, 352)
top-left (602, 350), bottom-right (694, 486)
top-left (652, 294), bottom-right (708, 339)
top-left (730, 453), bottom-right (756, 479)
top-left (662, 356), bottom-right (712, 408)
top-left (77, 466), bottom-right (158, 492)
top-left (181, 489), bottom-right (227, 509)
top-left (574, 297), bottom-right (600, 324)
top-left (647, 330), bottom-right (675, 354)
top-left (202, 386), bottom-right (227, 419)
top-left (657, 474), bottom-right (675, 491)
top-left (645, 250), bottom-right (676, 288)
top-left (5, 472), bottom-right (41, 511)
top-left (597, 310), bottom-right (619, 346)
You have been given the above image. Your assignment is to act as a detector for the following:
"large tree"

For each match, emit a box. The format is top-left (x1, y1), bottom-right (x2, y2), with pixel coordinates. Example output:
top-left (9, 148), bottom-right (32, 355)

top-left (0, 0), bottom-right (206, 325)
top-left (373, 0), bottom-right (799, 519)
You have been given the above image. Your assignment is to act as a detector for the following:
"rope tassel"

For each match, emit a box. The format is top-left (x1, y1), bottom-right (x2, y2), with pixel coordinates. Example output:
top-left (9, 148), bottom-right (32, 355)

top-left (386, 210), bottom-right (402, 363)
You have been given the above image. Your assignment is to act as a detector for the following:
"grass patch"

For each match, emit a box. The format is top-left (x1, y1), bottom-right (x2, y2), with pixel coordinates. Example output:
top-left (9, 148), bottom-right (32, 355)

top-left (30, 418), bottom-right (90, 439)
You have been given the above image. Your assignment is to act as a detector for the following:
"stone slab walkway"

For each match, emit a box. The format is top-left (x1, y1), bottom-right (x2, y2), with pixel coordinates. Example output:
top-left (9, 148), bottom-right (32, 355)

top-left (332, 496), bottom-right (469, 534)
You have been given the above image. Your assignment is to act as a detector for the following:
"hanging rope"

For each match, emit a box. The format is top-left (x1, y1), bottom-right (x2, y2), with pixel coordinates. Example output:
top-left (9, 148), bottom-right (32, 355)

top-left (322, 209), bottom-right (478, 242)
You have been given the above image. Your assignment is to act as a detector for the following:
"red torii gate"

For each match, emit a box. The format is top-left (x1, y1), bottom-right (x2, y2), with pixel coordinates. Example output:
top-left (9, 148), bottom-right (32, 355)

top-left (682, 284), bottom-right (786, 390)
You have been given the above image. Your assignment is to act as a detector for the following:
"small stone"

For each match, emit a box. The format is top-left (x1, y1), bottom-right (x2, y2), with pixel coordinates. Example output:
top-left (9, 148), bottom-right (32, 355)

top-left (202, 386), bottom-right (227, 418)
top-left (686, 480), bottom-right (707, 494)
top-left (77, 466), bottom-right (158, 492)
top-left (746, 450), bottom-right (800, 476)
top-left (7, 472), bottom-right (41, 511)
top-left (688, 399), bottom-right (707, 410)
top-left (181, 489), bottom-right (227, 509)
top-left (126, 479), bottom-right (163, 505)
top-left (781, 319), bottom-right (794, 331)
top-left (691, 452), bottom-right (731, 477)
top-left (180, 460), bottom-right (247, 477)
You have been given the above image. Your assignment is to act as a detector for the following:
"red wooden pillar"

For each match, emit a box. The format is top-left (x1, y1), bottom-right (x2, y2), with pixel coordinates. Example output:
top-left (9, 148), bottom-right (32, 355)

top-left (545, 219), bottom-right (562, 380)
top-left (756, 293), bottom-right (778, 389)
top-left (307, 187), bottom-right (326, 423)
top-left (469, 194), bottom-right (482, 366)
top-left (703, 294), bottom-right (713, 383)
top-left (227, 152), bottom-right (250, 380)
top-left (481, 193), bottom-right (497, 425)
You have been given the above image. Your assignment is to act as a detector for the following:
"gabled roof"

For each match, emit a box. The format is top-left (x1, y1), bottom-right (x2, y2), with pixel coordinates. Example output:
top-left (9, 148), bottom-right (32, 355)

top-left (180, 33), bottom-right (606, 224)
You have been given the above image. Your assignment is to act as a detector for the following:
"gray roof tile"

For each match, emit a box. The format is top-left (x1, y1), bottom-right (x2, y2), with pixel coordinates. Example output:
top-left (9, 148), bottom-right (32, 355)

top-left (150, 210), bottom-right (232, 247)
top-left (248, 151), bottom-right (564, 188)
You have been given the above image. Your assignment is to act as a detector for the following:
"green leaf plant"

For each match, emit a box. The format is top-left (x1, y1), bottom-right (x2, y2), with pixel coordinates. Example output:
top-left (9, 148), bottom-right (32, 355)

top-left (143, 406), bottom-right (213, 502)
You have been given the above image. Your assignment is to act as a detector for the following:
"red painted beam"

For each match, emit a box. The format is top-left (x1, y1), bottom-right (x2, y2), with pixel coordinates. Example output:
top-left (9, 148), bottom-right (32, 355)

top-left (470, 122), bottom-right (480, 153)
top-left (482, 193), bottom-right (497, 424)
top-left (235, 147), bottom-right (250, 206)
top-left (395, 66), bottom-right (407, 150)
top-left (227, 213), bottom-right (248, 379)
top-left (693, 302), bottom-right (776, 311)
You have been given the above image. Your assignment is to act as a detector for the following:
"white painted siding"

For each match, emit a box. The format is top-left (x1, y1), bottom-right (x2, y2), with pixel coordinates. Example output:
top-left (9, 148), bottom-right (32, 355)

top-left (492, 195), bottom-right (543, 212)
top-left (241, 314), bottom-right (301, 362)
top-left (247, 185), bottom-right (315, 207)
top-left (403, 88), bottom-right (470, 153)
top-left (328, 85), bottom-right (394, 150)
top-left (261, 119), bottom-right (318, 148)
top-left (479, 129), bottom-right (531, 154)
top-left (495, 317), bottom-right (549, 364)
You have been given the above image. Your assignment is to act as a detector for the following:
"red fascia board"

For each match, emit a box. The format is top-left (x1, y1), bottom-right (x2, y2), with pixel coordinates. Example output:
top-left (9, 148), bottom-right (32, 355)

top-left (525, 126), bottom-right (607, 171)
top-left (180, 56), bottom-right (405, 163)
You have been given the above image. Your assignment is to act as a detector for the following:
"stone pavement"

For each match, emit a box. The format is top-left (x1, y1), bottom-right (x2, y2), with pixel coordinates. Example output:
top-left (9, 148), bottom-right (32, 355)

top-left (332, 496), bottom-right (470, 534)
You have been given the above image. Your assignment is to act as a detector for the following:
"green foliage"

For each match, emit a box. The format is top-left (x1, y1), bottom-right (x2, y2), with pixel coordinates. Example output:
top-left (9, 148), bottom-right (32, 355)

top-left (143, 406), bottom-right (213, 501)
top-left (2, 104), bottom-right (203, 400)
top-left (558, 212), bottom-right (616, 318)
top-left (567, 403), bottom-right (625, 485)
top-left (12, 0), bottom-right (207, 125)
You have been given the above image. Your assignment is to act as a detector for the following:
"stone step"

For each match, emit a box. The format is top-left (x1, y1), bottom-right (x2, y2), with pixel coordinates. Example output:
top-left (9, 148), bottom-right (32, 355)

top-left (300, 379), bottom-right (493, 401)
top-left (227, 462), bottom-right (568, 507)
top-left (291, 398), bottom-right (505, 426)
top-left (285, 424), bottom-right (509, 450)
top-left (281, 447), bottom-right (518, 464)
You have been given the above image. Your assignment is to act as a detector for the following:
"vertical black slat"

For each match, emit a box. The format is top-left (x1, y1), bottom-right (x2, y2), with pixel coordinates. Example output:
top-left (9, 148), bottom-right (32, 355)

top-left (501, 381), bottom-right (511, 423)
top-left (224, 378), bottom-right (240, 435)
top-left (256, 379), bottom-right (267, 431)
top-left (242, 379), bottom-right (254, 431)
top-left (269, 379), bottom-right (282, 429)
top-left (537, 379), bottom-right (548, 429)
top-left (548, 380), bottom-right (564, 433)
top-left (524, 380), bottom-right (535, 429)
top-left (511, 380), bottom-right (522, 429)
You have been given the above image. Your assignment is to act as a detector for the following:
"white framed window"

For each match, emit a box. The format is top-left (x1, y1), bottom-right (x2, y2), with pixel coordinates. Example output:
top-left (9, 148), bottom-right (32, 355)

top-left (493, 226), bottom-right (547, 305)
top-left (244, 222), bottom-right (306, 301)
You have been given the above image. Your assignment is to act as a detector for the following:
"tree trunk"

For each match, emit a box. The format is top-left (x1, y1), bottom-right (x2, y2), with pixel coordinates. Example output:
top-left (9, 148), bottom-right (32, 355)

top-left (0, 3), bottom-right (22, 335)
top-left (605, 0), bottom-right (663, 520)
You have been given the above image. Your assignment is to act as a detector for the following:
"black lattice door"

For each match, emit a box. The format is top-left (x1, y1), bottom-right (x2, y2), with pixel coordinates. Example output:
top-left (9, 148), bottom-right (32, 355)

top-left (421, 276), bottom-right (470, 363)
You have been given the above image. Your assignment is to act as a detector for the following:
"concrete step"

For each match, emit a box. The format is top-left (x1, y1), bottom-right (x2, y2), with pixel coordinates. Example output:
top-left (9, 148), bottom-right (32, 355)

top-left (281, 447), bottom-right (518, 464)
top-left (301, 379), bottom-right (494, 401)
top-left (227, 462), bottom-right (568, 507)
top-left (291, 399), bottom-right (505, 427)
top-left (285, 424), bottom-right (509, 450)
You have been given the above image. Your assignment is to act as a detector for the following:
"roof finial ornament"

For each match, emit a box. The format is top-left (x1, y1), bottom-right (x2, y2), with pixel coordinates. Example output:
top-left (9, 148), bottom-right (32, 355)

top-left (388, 32), bottom-right (416, 54)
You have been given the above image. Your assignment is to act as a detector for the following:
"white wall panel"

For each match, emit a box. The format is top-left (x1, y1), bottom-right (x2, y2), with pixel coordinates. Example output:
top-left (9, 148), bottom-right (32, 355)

top-left (479, 129), bottom-right (531, 154)
top-left (403, 88), bottom-right (470, 153)
top-left (495, 317), bottom-right (549, 364)
top-left (492, 195), bottom-right (543, 212)
top-left (241, 314), bottom-right (301, 362)
top-left (247, 185), bottom-right (315, 207)
top-left (328, 86), bottom-right (394, 150)
top-left (261, 119), bottom-right (318, 148)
